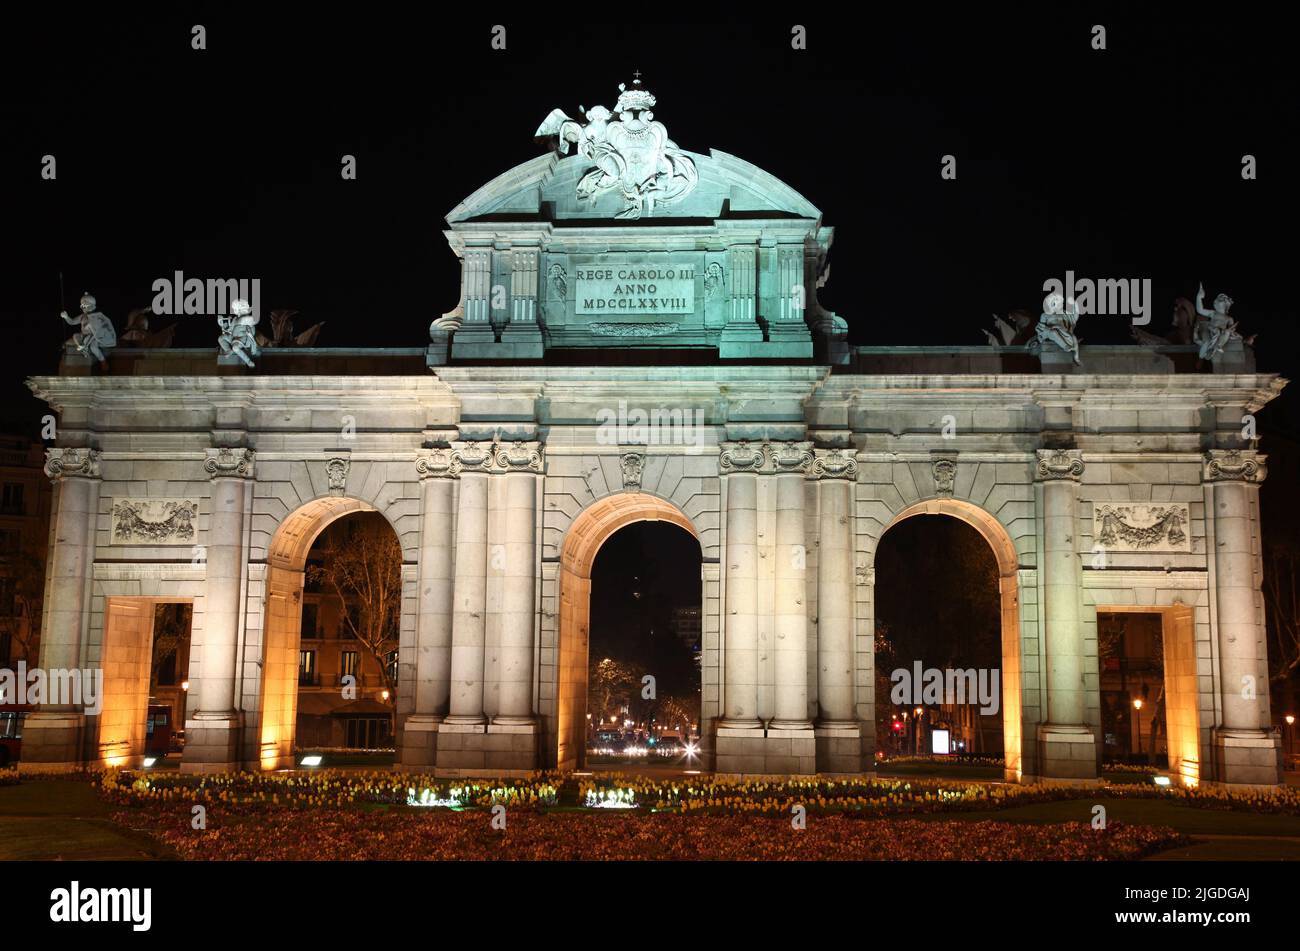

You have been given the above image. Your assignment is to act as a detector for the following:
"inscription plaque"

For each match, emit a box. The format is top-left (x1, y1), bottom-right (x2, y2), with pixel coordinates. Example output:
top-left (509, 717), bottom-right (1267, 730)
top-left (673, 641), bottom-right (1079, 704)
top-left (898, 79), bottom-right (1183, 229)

top-left (575, 261), bottom-right (696, 315)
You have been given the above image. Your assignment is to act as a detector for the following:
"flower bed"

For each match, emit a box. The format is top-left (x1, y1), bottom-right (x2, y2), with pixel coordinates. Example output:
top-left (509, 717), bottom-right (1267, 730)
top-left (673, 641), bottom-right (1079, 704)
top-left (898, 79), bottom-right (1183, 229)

top-left (108, 803), bottom-right (1184, 861)
top-left (98, 768), bottom-right (1300, 820)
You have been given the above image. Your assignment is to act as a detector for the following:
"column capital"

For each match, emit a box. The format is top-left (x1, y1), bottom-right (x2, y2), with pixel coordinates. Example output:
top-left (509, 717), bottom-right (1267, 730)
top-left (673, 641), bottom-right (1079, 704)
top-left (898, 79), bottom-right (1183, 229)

top-left (719, 440), bottom-right (766, 473)
top-left (204, 447), bottom-right (255, 480)
top-left (492, 439), bottom-right (544, 474)
top-left (44, 447), bottom-right (101, 481)
top-left (1203, 449), bottom-right (1266, 484)
top-left (1035, 449), bottom-right (1084, 482)
top-left (808, 447), bottom-right (858, 481)
top-left (770, 440), bottom-right (814, 474)
top-left (415, 447), bottom-right (458, 480)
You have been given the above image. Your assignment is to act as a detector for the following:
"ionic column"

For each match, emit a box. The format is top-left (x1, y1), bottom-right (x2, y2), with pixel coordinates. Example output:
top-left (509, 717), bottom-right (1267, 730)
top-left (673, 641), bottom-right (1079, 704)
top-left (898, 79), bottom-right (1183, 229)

top-left (493, 441), bottom-right (542, 724)
top-left (185, 447), bottom-right (253, 770)
top-left (1204, 451), bottom-right (1270, 733)
top-left (411, 450), bottom-right (456, 719)
top-left (811, 449), bottom-right (857, 725)
top-left (771, 442), bottom-right (814, 729)
top-left (445, 442), bottom-right (492, 725)
top-left (20, 449), bottom-right (101, 765)
top-left (719, 442), bottom-right (763, 726)
top-left (1035, 449), bottom-right (1086, 726)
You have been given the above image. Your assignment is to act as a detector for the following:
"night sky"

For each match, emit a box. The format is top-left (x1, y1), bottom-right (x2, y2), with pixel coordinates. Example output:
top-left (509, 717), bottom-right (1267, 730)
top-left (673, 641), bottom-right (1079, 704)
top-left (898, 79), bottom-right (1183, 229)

top-left (3, 11), bottom-right (1297, 603)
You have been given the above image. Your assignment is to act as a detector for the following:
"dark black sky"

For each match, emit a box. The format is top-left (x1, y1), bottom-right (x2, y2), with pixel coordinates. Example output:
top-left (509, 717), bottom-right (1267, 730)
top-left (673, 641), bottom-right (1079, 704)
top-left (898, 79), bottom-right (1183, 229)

top-left (590, 522), bottom-right (700, 696)
top-left (3, 10), bottom-right (1296, 428)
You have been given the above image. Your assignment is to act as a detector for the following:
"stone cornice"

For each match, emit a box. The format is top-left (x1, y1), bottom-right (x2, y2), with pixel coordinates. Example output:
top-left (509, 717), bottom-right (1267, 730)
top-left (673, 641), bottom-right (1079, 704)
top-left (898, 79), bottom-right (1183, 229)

top-left (1203, 449), bottom-right (1266, 484)
top-left (44, 447), bottom-right (101, 481)
top-left (1035, 449), bottom-right (1084, 482)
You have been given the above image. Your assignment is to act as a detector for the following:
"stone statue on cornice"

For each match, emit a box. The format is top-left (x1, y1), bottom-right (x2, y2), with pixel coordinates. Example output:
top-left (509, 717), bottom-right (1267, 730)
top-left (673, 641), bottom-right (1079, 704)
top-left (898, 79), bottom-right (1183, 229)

top-left (1034, 292), bottom-right (1081, 364)
top-left (1193, 282), bottom-right (1246, 360)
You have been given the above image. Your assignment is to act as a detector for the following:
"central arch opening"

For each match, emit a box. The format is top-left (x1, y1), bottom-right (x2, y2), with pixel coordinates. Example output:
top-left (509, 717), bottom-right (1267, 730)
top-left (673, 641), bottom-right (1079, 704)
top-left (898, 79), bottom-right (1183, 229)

top-left (587, 522), bottom-right (701, 768)
top-left (556, 493), bottom-right (701, 772)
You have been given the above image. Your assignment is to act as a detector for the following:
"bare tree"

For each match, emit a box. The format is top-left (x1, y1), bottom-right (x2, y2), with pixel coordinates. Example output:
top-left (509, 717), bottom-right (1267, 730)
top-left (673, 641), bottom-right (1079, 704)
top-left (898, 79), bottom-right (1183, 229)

top-left (306, 516), bottom-right (402, 731)
top-left (0, 552), bottom-right (45, 663)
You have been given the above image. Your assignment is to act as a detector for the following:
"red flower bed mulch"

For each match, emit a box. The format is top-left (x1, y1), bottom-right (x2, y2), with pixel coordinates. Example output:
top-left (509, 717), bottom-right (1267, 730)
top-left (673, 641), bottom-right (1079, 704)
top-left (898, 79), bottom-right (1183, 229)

top-left (112, 804), bottom-right (1185, 861)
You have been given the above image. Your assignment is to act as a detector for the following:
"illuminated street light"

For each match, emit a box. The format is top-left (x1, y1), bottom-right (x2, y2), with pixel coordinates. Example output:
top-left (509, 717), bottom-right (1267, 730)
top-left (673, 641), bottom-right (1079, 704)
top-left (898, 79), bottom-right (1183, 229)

top-left (181, 680), bottom-right (189, 692)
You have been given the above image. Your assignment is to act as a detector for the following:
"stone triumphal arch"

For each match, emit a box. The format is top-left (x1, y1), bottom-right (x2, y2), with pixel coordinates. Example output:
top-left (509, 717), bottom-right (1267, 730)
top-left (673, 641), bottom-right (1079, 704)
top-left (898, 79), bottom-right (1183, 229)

top-left (22, 80), bottom-right (1286, 786)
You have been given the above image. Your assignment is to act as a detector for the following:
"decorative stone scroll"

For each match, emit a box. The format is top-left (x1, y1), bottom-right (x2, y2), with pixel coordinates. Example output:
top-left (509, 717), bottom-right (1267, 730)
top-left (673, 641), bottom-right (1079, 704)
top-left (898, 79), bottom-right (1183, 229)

top-left (719, 440), bottom-right (814, 475)
top-left (203, 447), bottom-right (255, 479)
top-left (1035, 449), bottom-right (1084, 481)
top-left (719, 441), bottom-right (766, 473)
top-left (110, 498), bottom-right (199, 545)
top-left (1093, 504), bottom-right (1190, 552)
top-left (1203, 449), bottom-right (1265, 483)
top-left (808, 447), bottom-right (858, 481)
top-left (44, 447), bottom-right (101, 480)
top-left (493, 440), bottom-right (544, 473)
top-left (415, 448), bottom-right (457, 479)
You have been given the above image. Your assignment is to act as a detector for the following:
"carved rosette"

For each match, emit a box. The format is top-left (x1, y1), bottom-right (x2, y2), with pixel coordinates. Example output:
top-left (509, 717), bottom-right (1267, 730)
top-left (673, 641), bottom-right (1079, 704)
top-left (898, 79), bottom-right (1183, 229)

top-left (414, 448), bottom-right (457, 480)
top-left (326, 456), bottom-right (350, 494)
top-left (44, 447), bottom-right (101, 481)
top-left (1034, 449), bottom-right (1084, 482)
top-left (203, 447), bottom-right (255, 480)
top-left (808, 448), bottom-right (859, 481)
top-left (491, 440), bottom-right (544, 474)
top-left (620, 450), bottom-right (645, 491)
top-left (719, 440), bottom-right (766, 474)
top-left (932, 458), bottom-right (957, 497)
top-left (1203, 449), bottom-right (1266, 484)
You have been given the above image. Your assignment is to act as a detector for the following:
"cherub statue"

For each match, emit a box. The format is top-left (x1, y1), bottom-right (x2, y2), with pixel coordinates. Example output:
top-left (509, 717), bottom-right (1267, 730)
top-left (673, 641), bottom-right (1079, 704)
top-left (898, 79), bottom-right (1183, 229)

top-left (61, 292), bottom-right (117, 365)
top-left (217, 298), bottom-right (261, 367)
top-left (1193, 283), bottom-right (1242, 360)
top-left (1035, 292), bottom-right (1081, 364)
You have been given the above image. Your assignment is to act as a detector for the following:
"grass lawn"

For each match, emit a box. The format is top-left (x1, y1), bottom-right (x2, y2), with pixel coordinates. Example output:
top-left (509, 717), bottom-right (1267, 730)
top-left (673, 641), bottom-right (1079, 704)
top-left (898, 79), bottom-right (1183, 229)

top-left (0, 781), bottom-right (178, 860)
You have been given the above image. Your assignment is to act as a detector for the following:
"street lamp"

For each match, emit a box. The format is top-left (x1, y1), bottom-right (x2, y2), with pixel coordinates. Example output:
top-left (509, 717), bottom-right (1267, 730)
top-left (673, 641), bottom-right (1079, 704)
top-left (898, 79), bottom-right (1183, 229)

top-left (1133, 698), bottom-right (1144, 759)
